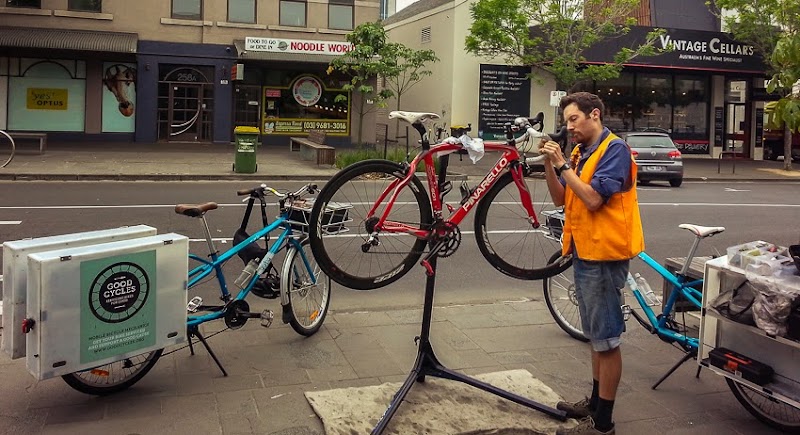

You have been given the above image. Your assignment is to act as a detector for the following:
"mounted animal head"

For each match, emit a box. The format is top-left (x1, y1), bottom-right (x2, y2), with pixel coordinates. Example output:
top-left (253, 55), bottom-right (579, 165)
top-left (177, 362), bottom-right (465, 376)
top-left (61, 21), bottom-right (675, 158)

top-left (103, 64), bottom-right (137, 117)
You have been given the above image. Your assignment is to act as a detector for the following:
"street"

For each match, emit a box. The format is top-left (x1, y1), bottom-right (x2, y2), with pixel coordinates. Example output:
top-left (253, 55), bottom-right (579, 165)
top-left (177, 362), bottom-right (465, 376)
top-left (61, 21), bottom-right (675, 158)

top-left (1, 179), bottom-right (798, 311)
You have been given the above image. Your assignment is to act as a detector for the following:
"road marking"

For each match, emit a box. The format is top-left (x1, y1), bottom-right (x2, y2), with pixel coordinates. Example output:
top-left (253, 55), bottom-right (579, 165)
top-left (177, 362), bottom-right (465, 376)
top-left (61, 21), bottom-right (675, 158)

top-left (724, 187), bottom-right (751, 192)
top-left (0, 221), bottom-right (22, 224)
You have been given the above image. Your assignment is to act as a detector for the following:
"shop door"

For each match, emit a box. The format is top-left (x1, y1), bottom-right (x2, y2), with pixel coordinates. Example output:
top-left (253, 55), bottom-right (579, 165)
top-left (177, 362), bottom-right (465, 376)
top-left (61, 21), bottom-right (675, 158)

top-left (157, 66), bottom-right (214, 142)
top-left (725, 80), bottom-right (750, 157)
top-left (233, 85), bottom-right (261, 129)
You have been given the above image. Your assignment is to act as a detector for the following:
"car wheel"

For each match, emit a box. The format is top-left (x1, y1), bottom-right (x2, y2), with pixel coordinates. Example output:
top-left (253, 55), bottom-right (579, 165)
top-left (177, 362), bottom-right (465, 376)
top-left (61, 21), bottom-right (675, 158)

top-left (669, 178), bottom-right (683, 187)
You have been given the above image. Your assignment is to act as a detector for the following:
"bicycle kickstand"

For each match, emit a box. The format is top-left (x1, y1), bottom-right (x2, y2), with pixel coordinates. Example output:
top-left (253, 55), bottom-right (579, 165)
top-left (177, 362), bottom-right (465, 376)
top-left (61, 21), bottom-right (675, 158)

top-left (188, 325), bottom-right (228, 377)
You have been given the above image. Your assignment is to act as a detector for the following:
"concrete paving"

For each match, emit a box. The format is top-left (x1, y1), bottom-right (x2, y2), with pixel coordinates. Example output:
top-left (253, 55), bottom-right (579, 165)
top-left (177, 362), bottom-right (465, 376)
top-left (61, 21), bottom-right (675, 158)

top-left (0, 141), bottom-right (798, 435)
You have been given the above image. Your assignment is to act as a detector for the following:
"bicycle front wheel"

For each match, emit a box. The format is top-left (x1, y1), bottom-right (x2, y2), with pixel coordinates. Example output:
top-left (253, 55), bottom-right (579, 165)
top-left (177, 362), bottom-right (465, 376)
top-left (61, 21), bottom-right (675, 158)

top-left (61, 349), bottom-right (163, 395)
top-left (474, 172), bottom-right (564, 280)
top-left (0, 130), bottom-right (15, 168)
top-left (542, 251), bottom-right (587, 342)
top-left (309, 160), bottom-right (432, 290)
top-left (727, 377), bottom-right (800, 432)
top-left (282, 239), bottom-right (332, 336)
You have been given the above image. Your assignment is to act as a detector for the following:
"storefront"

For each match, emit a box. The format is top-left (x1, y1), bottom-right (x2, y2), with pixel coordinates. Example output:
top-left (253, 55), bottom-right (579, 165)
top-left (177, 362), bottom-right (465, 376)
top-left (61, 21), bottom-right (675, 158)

top-left (232, 37), bottom-right (360, 147)
top-left (578, 26), bottom-right (770, 159)
top-left (0, 27), bottom-right (138, 141)
top-left (136, 41), bottom-right (237, 144)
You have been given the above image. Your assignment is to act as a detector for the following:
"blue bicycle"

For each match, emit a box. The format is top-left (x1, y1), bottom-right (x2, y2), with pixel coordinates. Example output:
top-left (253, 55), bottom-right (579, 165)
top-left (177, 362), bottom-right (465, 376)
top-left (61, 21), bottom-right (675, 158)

top-left (62, 183), bottom-right (331, 395)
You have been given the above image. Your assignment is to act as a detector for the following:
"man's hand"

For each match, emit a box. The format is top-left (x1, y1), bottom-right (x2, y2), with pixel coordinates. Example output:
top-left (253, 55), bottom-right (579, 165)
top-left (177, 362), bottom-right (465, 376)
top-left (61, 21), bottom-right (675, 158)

top-left (539, 140), bottom-right (566, 167)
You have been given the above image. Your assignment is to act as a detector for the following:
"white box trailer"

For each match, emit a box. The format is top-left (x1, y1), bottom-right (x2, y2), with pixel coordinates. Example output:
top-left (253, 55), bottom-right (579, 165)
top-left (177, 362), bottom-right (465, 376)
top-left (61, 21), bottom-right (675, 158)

top-left (25, 233), bottom-right (188, 380)
top-left (2, 225), bottom-right (157, 359)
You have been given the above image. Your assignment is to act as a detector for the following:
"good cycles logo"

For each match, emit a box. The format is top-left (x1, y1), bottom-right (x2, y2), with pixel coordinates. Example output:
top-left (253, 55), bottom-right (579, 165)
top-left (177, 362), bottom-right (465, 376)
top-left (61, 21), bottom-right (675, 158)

top-left (89, 262), bottom-right (150, 323)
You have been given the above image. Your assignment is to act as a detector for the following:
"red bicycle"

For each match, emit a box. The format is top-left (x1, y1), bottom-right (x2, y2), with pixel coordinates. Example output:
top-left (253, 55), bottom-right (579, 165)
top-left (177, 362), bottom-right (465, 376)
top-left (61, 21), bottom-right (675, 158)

top-left (308, 110), bottom-right (569, 290)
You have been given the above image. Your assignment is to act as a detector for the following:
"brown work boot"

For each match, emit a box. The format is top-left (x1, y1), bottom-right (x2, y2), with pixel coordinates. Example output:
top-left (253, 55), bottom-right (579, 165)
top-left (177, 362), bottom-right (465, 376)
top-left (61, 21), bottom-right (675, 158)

top-left (556, 397), bottom-right (593, 419)
top-left (556, 416), bottom-right (615, 435)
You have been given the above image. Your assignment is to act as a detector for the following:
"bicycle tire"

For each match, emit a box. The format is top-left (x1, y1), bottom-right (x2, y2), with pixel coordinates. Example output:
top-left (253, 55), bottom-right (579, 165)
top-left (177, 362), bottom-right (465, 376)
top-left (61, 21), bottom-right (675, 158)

top-left (309, 159), bottom-right (433, 290)
top-left (474, 172), bottom-right (564, 280)
top-left (726, 377), bottom-right (800, 432)
top-left (61, 349), bottom-right (163, 395)
top-left (542, 251), bottom-right (588, 342)
top-left (0, 129), bottom-right (15, 168)
top-left (282, 239), bottom-right (332, 336)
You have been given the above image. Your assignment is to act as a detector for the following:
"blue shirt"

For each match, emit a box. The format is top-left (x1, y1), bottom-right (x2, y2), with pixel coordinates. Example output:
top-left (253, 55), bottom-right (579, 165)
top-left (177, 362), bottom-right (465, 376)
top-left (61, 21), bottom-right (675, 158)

top-left (560, 127), bottom-right (631, 202)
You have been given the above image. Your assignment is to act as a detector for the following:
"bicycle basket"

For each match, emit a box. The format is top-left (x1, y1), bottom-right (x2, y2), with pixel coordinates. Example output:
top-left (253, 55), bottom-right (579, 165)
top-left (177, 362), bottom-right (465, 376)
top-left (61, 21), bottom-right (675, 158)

top-left (541, 209), bottom-right (566, 241)
top-left (286, 199), bottom-right (352, 235)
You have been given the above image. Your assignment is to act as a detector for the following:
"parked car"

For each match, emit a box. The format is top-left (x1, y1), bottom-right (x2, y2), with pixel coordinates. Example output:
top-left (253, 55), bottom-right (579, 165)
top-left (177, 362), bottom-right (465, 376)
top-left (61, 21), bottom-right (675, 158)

top-left (617, 131), bottom-right (684, 187)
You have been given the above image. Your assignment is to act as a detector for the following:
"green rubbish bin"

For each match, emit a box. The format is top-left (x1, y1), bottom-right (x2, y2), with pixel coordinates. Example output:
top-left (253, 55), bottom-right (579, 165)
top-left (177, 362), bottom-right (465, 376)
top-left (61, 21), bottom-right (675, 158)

top-left (233, 126), bottom-right (261, 173)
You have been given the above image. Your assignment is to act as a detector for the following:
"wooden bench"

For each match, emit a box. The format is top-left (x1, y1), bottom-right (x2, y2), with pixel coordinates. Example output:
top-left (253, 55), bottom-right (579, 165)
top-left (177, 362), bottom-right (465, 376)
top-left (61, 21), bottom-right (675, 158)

top-left (289, 130), bottom-right (335, 165)
top-left (7, 132), bottom-right (47, 155)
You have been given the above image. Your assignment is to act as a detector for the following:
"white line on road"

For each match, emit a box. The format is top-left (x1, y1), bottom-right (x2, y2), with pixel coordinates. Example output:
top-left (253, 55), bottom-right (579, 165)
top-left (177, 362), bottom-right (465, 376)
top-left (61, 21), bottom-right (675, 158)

top-left (0, 221), bottom-right (22, 224)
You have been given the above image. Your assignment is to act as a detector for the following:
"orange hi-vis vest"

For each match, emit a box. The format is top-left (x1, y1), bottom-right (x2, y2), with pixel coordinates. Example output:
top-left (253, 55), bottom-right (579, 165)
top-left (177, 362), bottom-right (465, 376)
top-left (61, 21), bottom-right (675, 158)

top-left (561, 132), bottom-right (645, 261)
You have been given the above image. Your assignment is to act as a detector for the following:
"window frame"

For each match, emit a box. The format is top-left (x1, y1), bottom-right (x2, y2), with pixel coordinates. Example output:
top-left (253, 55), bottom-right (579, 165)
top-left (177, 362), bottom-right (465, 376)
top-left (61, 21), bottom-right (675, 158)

top-left (68, 0), bottom-right (102, 12)
top-left (171, 0), bottom-right (203, 20)
top-left (6, 0), bottom-right (42, 8)
top-left (279, 0), bottom-right (307, 27)
top-left (328, 0), bottom-right (354, 30)
top-left (227, 0), bottom-right (256, 24)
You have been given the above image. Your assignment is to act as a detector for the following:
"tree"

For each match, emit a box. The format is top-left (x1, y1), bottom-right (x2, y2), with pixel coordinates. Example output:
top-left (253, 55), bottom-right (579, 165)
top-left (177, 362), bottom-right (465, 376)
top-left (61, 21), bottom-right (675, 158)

top-left (465, 0), bottom-right (664, 92)
top-left (381, 44), bottom-right (439, 139)
top-left (711, 0), bottom-right (800, 170)
top-left (328, 22), bottom-right (395, 146)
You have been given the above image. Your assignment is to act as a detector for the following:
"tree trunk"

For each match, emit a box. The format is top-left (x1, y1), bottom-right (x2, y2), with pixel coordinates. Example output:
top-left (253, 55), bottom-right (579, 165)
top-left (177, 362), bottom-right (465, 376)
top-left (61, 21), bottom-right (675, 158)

top-left (356, 93), bottom-right (366, 146)
top-left (784, 124), bottom-right (793, 171)
top-left (394, 95), bottom-right (402, 141)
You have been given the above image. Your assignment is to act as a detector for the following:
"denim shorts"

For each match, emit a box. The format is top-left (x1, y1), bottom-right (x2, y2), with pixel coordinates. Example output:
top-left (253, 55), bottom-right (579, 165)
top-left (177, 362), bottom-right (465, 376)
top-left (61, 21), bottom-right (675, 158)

top-left (573, 257), bottom-right (630, 352)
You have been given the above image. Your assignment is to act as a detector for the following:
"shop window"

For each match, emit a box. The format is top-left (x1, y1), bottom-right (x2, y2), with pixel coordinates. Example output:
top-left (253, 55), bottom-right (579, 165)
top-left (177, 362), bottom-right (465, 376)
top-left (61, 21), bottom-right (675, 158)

top-left (635, 74), bottom-right (672, 132)
top-left (673, 75), bottom-right (708, 137)
top-left (329, 0), bottom-right (353, 30)
top-left (6, 0), bottom-right (41, 7)
top-left (262, 73), bottom-right (350, 136)
top-left (595, 73), bottom-right (634, 133)
top-left (172, 0), bottom-right (201, 20)
top-left (8, 60), bottom-right (86, 132)
top-left (228, 0), bottom-right (256, 23)
top-left (280, 0), bottom-right (306, 27)
top-left (68, 0), bottom-right (101, 12)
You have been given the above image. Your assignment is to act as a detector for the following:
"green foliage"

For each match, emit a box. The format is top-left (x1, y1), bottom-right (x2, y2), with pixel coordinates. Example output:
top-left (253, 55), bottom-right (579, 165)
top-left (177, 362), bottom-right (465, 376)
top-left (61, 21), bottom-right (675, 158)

top-left (465, 0), bottom-right (666, 90)
top-left (335, 147), bottom-right (440, 173)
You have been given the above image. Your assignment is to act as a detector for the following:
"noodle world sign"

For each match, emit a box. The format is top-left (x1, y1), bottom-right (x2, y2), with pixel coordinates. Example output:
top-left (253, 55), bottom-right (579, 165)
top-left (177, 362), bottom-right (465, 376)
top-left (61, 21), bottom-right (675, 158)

top-left (245, 37), bottom-right (354, 55)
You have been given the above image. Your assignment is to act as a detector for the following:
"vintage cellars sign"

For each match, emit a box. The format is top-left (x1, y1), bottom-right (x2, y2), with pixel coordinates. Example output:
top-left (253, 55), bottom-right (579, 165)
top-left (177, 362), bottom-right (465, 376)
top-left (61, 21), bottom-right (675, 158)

top-left (478, 65), bottom-right (531, 140)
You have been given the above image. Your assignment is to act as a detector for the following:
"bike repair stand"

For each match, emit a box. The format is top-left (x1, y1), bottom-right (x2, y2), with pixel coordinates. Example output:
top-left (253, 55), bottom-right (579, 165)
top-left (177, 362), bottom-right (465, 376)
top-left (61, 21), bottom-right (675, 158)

top-left (371, 246), bottom-right (567, 434)
top-left (187, 325), bottom-right (229, 377)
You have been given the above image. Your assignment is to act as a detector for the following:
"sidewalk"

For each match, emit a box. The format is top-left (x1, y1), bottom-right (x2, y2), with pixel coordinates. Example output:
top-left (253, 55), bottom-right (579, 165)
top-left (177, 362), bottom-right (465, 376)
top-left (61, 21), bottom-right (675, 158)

top-left (1, 141), bottom-right (799, 182)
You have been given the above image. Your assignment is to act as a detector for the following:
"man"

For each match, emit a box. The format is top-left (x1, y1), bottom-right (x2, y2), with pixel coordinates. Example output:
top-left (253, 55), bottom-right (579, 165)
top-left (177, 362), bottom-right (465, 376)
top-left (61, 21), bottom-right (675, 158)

top-left (539, 92), bottom-right (644, 435)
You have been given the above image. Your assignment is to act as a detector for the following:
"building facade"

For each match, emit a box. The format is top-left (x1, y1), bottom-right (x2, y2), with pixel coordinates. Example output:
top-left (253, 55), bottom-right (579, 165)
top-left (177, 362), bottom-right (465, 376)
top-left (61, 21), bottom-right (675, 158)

top-left (0, 0), bottom-right (380, 146)
top-left (383, 0), bottom-right (772, 159)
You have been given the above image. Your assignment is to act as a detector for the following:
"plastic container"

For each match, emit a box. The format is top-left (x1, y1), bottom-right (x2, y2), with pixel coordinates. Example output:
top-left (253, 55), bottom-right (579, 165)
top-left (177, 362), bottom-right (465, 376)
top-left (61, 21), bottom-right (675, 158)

top-left (233, 126), bottom-right (260, 173)
top-left (727, 241), bottom-right (770, 268)
top-left (634, 273), bottom-right (661, 306)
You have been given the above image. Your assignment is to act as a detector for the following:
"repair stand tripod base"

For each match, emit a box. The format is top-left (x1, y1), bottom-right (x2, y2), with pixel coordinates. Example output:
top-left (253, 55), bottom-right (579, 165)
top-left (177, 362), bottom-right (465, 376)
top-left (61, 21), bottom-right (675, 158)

top-left (371, 255), bottom-right (567, 434)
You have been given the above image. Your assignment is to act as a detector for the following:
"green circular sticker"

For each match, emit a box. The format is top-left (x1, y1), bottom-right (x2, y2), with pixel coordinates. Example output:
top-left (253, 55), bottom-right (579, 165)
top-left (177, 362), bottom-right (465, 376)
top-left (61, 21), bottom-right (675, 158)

top-left (89, 262), bottom-right (150, 323)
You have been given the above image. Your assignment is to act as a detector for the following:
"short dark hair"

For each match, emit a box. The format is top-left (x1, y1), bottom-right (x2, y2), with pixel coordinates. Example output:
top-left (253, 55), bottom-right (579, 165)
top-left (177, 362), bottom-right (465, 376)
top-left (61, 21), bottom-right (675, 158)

top-left (559, 91), bottom-right (604, 119)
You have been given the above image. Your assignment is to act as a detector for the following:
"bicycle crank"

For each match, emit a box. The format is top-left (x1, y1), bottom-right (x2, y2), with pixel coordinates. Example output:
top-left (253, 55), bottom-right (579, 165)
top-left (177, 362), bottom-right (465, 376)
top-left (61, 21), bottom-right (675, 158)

top-left (224, 300), bottom-right (274, 329)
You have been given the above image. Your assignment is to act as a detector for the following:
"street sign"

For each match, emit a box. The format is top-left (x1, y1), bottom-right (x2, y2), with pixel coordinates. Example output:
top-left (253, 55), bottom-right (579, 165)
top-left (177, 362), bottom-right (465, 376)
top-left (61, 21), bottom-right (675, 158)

top-left (550, 91), bottom-right (567, 107)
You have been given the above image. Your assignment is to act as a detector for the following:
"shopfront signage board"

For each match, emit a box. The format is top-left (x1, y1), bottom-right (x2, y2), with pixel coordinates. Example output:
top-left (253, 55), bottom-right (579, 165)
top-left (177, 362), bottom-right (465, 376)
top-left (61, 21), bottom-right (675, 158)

top-left (25, 233), bottom-right (187, 380)
top-left (478, 64), bottom-right (531, 140)
top-left (2, 225), bottom-right (157, 360)
top-left (245, 37), bottom-right (353, 56)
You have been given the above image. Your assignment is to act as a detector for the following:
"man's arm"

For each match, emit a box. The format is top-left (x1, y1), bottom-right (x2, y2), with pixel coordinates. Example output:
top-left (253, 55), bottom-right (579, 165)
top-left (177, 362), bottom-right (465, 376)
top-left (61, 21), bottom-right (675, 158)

top-left (543, 159), bottom-right (565, 206)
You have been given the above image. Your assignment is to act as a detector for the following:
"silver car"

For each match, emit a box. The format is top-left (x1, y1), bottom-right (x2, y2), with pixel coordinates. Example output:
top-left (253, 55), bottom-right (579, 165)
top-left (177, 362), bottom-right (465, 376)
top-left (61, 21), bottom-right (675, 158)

top-left (618, 132), bottom-right (684, 187)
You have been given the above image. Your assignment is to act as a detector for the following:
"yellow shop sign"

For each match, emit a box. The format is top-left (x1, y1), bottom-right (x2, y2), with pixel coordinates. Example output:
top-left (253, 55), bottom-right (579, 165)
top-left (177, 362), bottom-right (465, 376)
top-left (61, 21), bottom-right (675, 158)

top-left (27, 88), bottom-right (68, 111)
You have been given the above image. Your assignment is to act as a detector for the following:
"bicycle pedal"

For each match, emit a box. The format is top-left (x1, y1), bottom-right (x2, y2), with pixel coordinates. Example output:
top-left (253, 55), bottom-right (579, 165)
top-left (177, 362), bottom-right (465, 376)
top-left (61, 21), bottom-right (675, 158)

top-left (187, 296), bottom-right (203, 313)
top-left (260, 309), bottom-right (274, 328)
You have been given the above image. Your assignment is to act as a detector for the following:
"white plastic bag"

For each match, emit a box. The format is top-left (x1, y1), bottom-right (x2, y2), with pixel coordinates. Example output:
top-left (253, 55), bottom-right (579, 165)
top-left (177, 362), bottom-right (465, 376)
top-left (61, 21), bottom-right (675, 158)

top-left (439, 135), bottom-right (485, 163)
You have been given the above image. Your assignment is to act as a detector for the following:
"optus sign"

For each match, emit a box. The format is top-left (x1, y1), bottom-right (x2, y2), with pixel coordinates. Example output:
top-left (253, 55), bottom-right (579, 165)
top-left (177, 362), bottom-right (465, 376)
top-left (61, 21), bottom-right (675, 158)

top-left (27, 88), bottom-right (68, 111)
top-left (245, 37), bottom-right (354, 55)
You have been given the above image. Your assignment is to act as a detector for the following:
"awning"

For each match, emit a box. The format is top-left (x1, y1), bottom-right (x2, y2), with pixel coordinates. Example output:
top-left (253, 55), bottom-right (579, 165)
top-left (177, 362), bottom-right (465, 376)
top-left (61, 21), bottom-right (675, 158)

top-left (0, 27), bottom-right (138, 53)
top-left (234, 40), bottom-right (337, 64)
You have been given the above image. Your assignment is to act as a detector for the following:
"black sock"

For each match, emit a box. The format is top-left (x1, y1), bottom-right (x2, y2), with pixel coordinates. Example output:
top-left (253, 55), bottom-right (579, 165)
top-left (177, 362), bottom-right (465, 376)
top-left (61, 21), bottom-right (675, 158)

top-left (588, 379), bottom-right (599, 411)
top-left (593, 397), bottom-right (615, 432)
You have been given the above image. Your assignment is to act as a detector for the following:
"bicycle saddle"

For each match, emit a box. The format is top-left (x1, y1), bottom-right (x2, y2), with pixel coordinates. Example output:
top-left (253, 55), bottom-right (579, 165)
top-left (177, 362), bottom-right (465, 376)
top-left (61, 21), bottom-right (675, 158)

top-left (679, 224), bottom-right (725, 238)
top-left (175, 202), bottom-right (218, 217)
top-left (389, 111), bottom-right (440, 125)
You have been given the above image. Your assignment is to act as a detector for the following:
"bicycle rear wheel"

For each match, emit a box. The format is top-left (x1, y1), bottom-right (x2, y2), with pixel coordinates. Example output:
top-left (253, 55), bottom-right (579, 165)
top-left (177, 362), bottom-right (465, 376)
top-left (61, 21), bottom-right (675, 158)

top-left (282, 239), bottom-right (331, 336)
top-left (309, 160), bottom-right (433, 290)
top-left (474, 172), bottom-right (564, 280)
top-left (0, 130), bottom-right (14, 168)
top-left (727, 378), bottom-right (800, 432)
top-left (61, 349), bottom-right (163, 395)
top-left (542, 251), bottom-right (587, 342)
